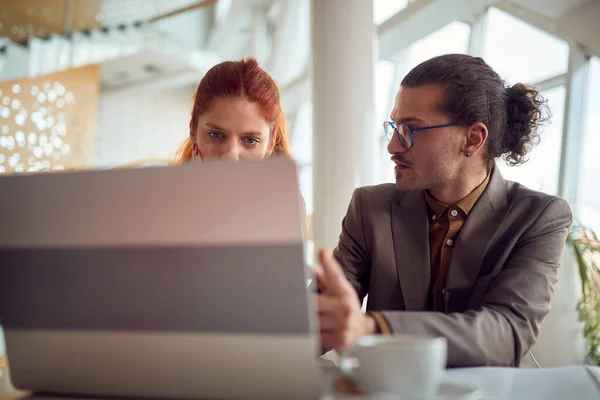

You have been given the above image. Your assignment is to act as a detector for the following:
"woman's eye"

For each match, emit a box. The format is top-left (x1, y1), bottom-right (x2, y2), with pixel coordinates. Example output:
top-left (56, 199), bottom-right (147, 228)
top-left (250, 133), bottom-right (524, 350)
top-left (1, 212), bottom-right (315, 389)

top-left (207, 131), bottom-right (225, 139)
top-left (242, 137), bottom-right (260, 146)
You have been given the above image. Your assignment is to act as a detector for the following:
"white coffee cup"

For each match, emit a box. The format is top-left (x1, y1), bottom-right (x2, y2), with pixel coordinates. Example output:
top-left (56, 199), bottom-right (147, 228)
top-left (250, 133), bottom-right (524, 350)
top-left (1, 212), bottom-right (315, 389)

top-left (340, 334), bottom-right (447, 399)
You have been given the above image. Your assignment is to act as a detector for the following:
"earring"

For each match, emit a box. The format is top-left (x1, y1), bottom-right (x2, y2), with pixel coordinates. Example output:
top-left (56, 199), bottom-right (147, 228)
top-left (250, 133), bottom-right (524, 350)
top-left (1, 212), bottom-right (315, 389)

top-left (464, 152), bottom-right (471, 158)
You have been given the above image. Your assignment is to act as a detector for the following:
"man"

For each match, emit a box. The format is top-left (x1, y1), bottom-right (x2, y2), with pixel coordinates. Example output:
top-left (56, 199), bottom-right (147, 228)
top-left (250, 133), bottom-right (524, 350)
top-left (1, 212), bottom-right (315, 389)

top-left (315, 54), bottom-right (572, 367)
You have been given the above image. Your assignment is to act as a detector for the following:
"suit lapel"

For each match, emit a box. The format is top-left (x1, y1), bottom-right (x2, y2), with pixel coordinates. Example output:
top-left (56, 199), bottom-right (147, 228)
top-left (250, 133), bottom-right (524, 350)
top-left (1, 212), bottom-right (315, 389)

top-left (391, 190), bottom-right (430, 311)
top-left (445, 167), bottom-right (514, 310)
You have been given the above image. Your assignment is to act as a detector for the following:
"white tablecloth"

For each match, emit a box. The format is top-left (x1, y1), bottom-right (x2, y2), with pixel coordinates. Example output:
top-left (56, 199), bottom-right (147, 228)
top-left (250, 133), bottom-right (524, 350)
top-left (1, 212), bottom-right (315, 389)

top-left (443, 366), bottom-right (600, 400)
top-left (319, 363), bottom-right (600, 400)
top-left (2, 364), bottom-right (600, 399)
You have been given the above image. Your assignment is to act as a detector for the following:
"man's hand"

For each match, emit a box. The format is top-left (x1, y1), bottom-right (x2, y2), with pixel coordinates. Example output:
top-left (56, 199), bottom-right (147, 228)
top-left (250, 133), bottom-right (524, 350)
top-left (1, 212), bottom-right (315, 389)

top-left (314, 249), bottom-right (377, 351)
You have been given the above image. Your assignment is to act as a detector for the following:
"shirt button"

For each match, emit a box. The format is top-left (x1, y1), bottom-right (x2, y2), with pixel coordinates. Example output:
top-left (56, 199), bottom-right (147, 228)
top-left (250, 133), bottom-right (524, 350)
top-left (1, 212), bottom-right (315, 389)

top-left (446, 239), bottom-right (454, 246)
top-left (450, 209), bottom-right (458, 217)
top-left (432, 214), bottom-right (437, 220)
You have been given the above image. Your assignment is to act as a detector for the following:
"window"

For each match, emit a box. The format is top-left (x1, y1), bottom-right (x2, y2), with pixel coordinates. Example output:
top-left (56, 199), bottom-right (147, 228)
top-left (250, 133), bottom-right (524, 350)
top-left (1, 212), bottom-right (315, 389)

top-left (404, 21), bottom-right (471, 68)
top-left (473, 7), bottom-right (570, 195)
top-left (273, 0), bottom-right (310, 86)
top-left (378, 21), bottom-right (471, 182)
top-left (497, 85), bottom-right (565, 195)
top-left (579, 57), bottom-right (600, 233)
top-left (482, 8), bottom-right (569, 85)
top-left (290, 102), bottom-right (313, 214)
top-left (376, 60), bottom-right (396, 183)
top-left (375, 60), bottom-right (396, 123)
top-left (289, 101), bottom-right (314, 264)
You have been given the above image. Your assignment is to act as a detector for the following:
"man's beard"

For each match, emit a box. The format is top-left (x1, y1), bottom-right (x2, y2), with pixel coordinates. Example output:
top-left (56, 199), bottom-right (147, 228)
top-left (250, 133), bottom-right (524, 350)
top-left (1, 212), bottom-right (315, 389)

top-left (391, 153), bottom-right (411, 182)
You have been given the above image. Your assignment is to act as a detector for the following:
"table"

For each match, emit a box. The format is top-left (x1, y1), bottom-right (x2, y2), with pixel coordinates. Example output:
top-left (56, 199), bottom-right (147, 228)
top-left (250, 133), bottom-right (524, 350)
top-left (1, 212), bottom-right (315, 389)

top-left (443, 365), bottom-right (600, 399)
top-left (2, 364), bottom-right (600, 399)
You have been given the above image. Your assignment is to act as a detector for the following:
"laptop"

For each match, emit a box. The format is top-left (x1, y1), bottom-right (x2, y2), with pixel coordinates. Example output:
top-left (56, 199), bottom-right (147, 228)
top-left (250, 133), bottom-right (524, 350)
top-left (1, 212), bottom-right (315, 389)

top-left (0, 158), bottom-right (320, 399)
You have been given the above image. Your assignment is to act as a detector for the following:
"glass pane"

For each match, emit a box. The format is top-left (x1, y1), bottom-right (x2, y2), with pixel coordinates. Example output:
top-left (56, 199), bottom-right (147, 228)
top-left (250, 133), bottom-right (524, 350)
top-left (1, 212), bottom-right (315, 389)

top-left (373, 0), bottom-right (408, 24)
top-left (380, 134), bottom-right (395, 183)
top-left (299, 164), bottom-right (313, 216)
top-left (276, 0), bottom-right (310, 86)
top-left (290, 101), bottom-right (313, 165)
top-left (579, 57), bottom-right (600, 233)
top-left (304, 240), bottom-right (314, 267)
top-left (376, 60), bottom-right (395, 122)
top-left (406, 21), bottom-right (471, 68)
top-left (94, 86), bottom-right (194, 168)
top-left (483, 7), bottom-right (569, 85)
top-left (299, 164), bottom-right (314, 264)
top-left (497, 85), bottom-right (565, 195)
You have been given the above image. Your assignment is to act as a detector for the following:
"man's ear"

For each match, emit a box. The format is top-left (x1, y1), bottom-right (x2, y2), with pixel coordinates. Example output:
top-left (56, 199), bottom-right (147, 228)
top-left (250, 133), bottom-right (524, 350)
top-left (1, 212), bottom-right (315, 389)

top-left (462, 122), bottom-right (488, 157)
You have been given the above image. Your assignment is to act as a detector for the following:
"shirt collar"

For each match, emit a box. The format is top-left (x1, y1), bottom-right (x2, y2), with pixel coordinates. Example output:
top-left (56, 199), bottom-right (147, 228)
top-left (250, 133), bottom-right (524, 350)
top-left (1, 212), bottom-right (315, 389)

top-left (425, 172), bottom-right (491, 218)
top-left (458, 172), bottom-right (490, 215)
top-left (424, 191), bottom-right (447, 221)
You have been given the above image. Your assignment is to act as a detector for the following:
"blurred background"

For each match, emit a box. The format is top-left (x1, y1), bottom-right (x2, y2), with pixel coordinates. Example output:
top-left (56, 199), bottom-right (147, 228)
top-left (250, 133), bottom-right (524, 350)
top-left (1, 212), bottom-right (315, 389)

top-left (0, 0), bottom-right (599, 367)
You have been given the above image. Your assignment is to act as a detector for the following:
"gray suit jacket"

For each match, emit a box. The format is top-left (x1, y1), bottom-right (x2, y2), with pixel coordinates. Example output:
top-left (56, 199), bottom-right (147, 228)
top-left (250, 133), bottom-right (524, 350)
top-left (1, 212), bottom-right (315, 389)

top-left (333, 167), bottom-right (572, 368)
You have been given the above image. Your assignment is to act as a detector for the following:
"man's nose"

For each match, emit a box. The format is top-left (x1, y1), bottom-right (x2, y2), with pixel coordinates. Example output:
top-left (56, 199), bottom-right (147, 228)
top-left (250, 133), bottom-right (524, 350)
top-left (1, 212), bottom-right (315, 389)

top-left (387, 132), bottom-right (407, 154)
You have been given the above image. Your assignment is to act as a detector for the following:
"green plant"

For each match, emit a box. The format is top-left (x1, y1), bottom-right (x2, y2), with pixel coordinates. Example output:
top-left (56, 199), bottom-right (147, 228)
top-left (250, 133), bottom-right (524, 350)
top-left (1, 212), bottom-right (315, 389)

top-left (567, 223), bottom-right (600, 365)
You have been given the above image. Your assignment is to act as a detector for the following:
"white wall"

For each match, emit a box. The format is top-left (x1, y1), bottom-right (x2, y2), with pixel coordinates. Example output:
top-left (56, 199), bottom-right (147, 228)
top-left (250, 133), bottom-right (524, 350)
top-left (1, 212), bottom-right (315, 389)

top-left (94, 86), bottom-right (195, 167)
top-left (531, 248), bottom-right (587, 366)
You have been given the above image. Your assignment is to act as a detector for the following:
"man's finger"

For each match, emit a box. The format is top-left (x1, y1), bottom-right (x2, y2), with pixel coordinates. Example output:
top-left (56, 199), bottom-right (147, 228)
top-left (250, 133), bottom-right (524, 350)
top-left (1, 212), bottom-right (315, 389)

top-left (320, 331), bottom-right (339, 350)
top-left (320, 331), bottom-right (351, 351)
top-left (318, 249), bottom-right (352, 295)
top-left (316, 294), bottom-right (345, 316)
top-left (318, 313), bottom-right (342, 331)
top-left (311, 264), bottom-right (328, 291)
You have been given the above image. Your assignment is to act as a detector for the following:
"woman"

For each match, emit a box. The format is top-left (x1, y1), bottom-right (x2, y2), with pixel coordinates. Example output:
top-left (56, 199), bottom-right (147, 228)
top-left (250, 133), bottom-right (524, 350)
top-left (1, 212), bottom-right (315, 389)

top-left (172, 57), bottom-right (290, 163)
top-left (172, 58), bottom-right (306, 234)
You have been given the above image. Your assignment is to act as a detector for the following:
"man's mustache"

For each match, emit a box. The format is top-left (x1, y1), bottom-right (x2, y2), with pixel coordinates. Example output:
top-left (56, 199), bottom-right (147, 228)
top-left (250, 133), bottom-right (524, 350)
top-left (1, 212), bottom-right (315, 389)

top-left (390, 154), bottom-right (411, 166)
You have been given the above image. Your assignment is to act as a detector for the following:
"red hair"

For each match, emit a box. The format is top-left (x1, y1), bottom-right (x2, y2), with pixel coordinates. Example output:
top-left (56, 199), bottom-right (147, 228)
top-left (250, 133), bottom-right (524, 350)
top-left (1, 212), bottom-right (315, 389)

top-left (172, 58), bottom-right (290, 163)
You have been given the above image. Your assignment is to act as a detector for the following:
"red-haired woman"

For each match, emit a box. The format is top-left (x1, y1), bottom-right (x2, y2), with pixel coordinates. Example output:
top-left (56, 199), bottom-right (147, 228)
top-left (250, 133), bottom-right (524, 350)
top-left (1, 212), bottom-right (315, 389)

top-left (172, 57), bottom-right (290, 162)
top-left (172, 58), bottom-right (307, 233)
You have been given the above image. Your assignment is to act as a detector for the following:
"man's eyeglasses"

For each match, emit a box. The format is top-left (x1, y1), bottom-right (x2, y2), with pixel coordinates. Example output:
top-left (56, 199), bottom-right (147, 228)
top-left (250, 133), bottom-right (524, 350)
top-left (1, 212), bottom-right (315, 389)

top-left (383, 121), bottom-right (462, 149)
